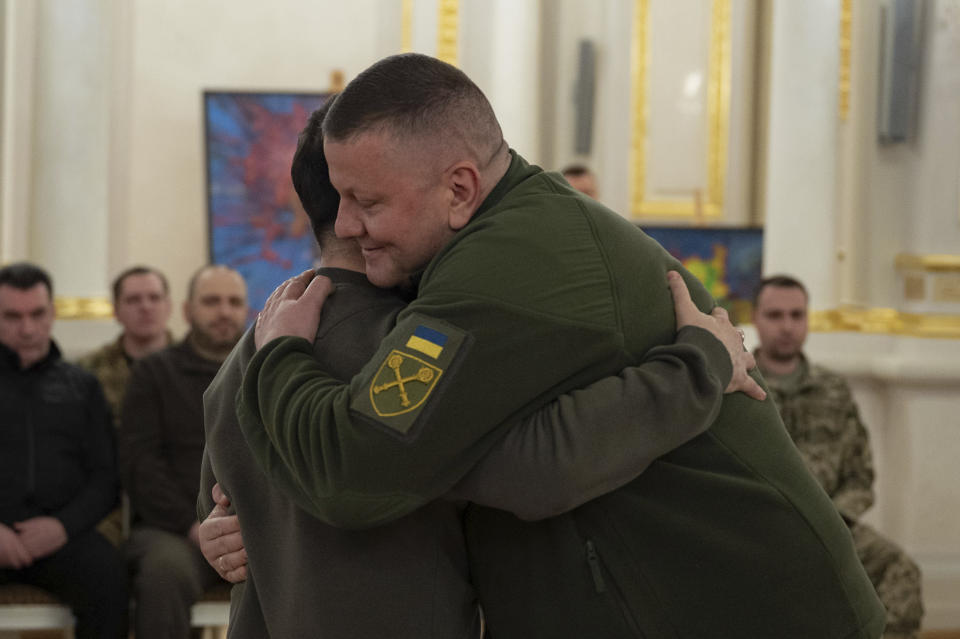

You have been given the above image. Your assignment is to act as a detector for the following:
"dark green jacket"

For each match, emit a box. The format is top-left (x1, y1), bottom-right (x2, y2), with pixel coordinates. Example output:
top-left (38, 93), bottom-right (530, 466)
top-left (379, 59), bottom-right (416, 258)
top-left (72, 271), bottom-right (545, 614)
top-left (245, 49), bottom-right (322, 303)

top-left (241, 152), bottom-right (884, 638)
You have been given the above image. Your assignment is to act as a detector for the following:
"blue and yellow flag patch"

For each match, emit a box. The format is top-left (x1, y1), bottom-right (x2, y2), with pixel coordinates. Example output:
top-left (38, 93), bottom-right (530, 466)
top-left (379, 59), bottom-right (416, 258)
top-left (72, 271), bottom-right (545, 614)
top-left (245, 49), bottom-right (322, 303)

top-left (351, 314), bottom-right (470, 437)
top-left (405, 325), bottom-right (448, 359)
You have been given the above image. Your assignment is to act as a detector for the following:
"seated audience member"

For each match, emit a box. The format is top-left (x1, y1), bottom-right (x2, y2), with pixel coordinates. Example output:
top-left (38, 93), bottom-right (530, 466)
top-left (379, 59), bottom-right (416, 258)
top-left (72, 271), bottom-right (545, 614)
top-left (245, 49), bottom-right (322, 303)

top-left (753, 274), bottom-right (924, 639)
top-left (560, 163), bottom-right (598, 199)
top-left (79, 265), bottom-right (173, 425)
top-left (0, 262), bottom-right (126, 639)
top-left (120, 265), bottom-right (246, 639)
top-left (78, 264), bottom-right (173, 545)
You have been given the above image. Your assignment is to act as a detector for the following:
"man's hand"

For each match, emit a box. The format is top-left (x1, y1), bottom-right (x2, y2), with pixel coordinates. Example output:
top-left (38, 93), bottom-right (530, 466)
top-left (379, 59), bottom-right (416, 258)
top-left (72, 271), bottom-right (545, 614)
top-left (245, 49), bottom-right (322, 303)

top-left (254, 270), bottom-right (335, 350)
top-left (0, 522), bottom-right (33, 569)
top-left (199, 484), bottom-right (247, 583)
top-left (667, 271), bottom-right (766, 400)
top-left (13, 516), bottom-right (67, 561)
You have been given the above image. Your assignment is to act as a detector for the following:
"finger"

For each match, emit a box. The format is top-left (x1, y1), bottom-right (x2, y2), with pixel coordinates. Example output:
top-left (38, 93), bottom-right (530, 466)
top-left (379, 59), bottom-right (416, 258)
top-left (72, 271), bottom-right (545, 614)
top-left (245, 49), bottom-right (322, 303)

top-left (206, 531), bottom-right (245, 559)
top-left (220, 548), bottom-right (248, 572)
top-left (711, 305), bottom-right (730, 322)
top-left (300, 274), bottom-right (334, 306)
top-left (224, 565), bottom-right (248, 583)
top-left (666, 271), bottom-right (697, 326)
top-left (200, 515), bottom-right (242, 544)
top-left (740, 376), bottom-right (767, 401)
top-left (212, 483), bottom-right (230, 508)
top-left (741, 351), bottom-right (757, 370)
top-left (16, 541), bottom-right (33, 567)
top-left (279, 271), bottom-right (313, 300)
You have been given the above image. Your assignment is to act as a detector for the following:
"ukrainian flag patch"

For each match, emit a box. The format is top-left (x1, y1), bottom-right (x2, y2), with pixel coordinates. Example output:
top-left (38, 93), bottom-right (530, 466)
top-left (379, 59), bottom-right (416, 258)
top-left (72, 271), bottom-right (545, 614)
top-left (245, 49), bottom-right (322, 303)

top-left (406, 325), bottom-right (448, 359)
top-left (351, 313), bottom-right (471, 437)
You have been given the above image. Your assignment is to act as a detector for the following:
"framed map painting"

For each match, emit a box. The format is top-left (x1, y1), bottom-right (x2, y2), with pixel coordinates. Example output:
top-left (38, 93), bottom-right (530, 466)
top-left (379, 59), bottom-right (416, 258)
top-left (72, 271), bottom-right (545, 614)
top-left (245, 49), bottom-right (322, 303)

top-left (204, 90), bottom-right (333, 319)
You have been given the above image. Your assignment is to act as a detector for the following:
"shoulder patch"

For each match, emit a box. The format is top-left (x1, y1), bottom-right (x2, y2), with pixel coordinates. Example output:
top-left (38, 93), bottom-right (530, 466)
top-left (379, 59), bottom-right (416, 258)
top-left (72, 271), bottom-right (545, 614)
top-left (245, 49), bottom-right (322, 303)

top-left (351, 315), bottom-right (470, 437)
top-left (370, 350), bottom-right (442, 416)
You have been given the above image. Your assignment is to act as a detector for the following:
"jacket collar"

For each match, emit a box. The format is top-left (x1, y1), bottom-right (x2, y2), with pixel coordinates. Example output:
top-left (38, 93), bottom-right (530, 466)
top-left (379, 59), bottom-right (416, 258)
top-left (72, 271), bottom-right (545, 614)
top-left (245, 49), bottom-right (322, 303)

top-left (0, 340), bottom-right (61, 373)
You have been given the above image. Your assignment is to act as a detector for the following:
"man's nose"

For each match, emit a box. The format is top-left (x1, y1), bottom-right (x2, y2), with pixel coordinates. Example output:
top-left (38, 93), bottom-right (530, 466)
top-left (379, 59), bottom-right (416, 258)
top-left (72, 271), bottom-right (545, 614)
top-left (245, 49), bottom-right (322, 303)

top-left (335, 203), bottom-right (362, 239)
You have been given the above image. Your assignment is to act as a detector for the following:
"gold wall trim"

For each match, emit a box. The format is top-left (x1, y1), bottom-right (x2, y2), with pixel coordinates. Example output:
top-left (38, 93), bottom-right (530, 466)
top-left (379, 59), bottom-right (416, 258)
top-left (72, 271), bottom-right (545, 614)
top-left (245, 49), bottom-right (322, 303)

top-left (436, 0), bottom-right (459, 66)
top-left (401, 0), bottom-right (413, 52)
top-left (630, 0), bottom-right (731, 219)
top-left (838, 0), bottom-right (852, 121)
top-left (894, 253), bottom-right (960, 272)
top-left (809, 307), bottom-right (960, 339)
top-left (55, 296), bottom-right (113, 320)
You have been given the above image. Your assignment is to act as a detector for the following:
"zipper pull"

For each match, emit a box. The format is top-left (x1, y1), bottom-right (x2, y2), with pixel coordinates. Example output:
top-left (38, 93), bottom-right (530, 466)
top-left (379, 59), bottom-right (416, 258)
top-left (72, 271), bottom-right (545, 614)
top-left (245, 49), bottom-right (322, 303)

top-left (585, 539), bottom-right (607, 593)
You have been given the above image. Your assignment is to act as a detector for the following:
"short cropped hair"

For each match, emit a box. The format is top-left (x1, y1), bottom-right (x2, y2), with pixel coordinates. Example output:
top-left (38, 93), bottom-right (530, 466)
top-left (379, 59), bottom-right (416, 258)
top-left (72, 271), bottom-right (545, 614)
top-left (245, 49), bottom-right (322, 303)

top-left (753, 274), bottom-right (808, 305)
top-left (185, 264), bottom-right (244, 302)
top-left (291, 98), bottom-right (339, 244)
top-left (323, 53), bottom-right (503, 163)
top-left (0, 262), bottom-right (53, 297)
top-left (561, 164), bottom-right (592, 178)
top-left (112, 266), bottom-right (169, 302)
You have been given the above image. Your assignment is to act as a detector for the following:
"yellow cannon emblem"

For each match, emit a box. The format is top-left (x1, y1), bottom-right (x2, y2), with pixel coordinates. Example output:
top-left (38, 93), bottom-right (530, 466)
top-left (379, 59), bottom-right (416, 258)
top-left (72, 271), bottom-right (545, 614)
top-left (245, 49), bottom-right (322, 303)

top-left (369, 350), bottom-right (442, 417)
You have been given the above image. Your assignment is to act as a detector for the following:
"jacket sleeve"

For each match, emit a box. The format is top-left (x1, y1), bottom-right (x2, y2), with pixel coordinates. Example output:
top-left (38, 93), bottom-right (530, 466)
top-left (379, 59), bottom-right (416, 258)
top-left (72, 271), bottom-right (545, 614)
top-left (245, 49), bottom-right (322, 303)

top-left (831, 396), bottom-right (875, 521)
top-left (240, 295), bottom-right (628, 529)
top-left (449, 326), bottom-right (732, 520)
top-left (197, 448), bottom-right (216, 522)
top-left (120, 362), bottom-right (195, 534)
top-left (54, 377), bottom-right (119, 538)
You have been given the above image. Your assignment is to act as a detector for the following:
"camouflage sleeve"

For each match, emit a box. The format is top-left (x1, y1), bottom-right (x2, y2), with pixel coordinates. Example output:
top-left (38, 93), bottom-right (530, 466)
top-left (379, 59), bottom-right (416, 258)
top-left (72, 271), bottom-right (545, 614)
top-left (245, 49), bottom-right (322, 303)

top-left (831, 392), bottom-right (875, 521)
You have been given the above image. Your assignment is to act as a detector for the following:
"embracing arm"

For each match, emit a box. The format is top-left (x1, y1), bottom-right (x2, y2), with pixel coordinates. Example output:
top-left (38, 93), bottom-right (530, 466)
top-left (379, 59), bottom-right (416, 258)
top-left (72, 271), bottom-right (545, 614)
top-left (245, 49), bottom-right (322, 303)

top-left (240, 273), bottom-right (631, 529)
top-left (451, 272), bottom-right (764, 520)
top-left (451, 326), bottom-right (730, 520)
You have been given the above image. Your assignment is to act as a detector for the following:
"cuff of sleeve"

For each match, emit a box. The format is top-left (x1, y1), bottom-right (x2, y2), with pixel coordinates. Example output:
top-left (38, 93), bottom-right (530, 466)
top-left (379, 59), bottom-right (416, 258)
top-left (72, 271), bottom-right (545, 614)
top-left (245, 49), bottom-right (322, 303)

top-left (676, 325), bottom-right (733, 390)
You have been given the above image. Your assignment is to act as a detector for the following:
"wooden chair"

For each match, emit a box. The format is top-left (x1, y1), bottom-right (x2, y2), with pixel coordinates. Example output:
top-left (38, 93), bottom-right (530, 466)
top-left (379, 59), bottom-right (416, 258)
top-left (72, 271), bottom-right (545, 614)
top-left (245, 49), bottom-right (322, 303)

top-left (0, 582), bottom-right (230, 639)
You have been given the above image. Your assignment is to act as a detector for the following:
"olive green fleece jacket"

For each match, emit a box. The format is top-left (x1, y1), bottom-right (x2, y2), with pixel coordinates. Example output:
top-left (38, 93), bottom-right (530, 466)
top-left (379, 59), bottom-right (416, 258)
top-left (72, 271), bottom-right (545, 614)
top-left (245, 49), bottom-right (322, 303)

top-left (239, 151), bottom-right (884, 638)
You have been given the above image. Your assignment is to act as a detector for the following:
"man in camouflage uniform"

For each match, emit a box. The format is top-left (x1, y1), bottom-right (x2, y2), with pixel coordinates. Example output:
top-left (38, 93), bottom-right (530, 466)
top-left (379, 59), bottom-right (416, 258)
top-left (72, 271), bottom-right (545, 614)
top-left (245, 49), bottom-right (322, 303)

top-left (753, 274), bottom-right (924, 639)
top-left (77, 265), bottom-right (173, 544)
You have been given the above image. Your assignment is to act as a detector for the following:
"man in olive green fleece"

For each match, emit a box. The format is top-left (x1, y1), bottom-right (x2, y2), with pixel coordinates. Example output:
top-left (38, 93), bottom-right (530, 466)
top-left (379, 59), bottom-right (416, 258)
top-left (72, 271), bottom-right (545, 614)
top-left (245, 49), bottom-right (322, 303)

top-left (242, 53), bottom-right (885, 637)
top-left (199, 101), bottom-right (748, 638)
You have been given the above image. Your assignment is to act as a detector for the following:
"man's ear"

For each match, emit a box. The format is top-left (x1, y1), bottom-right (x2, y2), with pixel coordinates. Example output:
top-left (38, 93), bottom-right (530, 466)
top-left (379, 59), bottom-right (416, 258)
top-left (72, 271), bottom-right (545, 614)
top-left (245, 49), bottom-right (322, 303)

top-left (182, 300), bottom-right (191, 325)
top-left (446, 162), bottom-right (482, 231)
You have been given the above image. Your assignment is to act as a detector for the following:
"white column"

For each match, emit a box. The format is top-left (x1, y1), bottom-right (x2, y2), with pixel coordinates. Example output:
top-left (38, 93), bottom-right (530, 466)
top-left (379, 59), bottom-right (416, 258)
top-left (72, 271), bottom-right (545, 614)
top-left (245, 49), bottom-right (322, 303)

top-left (1, 0), bottom-right (39, 263)
top-left (762, 0), bottom-right (841, 307)
top-left (29, 0), bottom-right (112, 298)
top-left (461, 0), bottom-right (542, 163)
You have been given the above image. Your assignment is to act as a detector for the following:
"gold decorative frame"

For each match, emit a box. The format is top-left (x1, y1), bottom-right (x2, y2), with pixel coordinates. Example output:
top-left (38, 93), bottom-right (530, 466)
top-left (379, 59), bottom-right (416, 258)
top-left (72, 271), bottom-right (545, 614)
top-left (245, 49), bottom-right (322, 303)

top-left (436, 0), bottom-right (459, 66)
top-left (630, 0), bottom-right (731, 218)
top-left (894, 253), bottom-right (960, 272)
top-left (810, 307), bottom-right (960, 339)
top-left (54, 296), bottom-right (113, 320)
top-left (838, 0), bottom-right (853, 121)
top-left (401, 0), bottom-right (413, 53)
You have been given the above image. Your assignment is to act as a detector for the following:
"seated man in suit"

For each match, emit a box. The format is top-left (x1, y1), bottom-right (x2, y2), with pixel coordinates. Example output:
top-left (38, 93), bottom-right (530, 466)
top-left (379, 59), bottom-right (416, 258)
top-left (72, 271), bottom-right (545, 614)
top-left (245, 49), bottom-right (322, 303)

top-left (0, 262), bottom-right (126, 639)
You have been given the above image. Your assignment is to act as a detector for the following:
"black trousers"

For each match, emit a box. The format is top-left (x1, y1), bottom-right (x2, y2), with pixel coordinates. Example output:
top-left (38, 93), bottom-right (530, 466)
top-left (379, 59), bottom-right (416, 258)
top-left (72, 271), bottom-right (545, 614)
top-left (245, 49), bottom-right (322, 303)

top-left (0, 528), bottom-right (127, 639)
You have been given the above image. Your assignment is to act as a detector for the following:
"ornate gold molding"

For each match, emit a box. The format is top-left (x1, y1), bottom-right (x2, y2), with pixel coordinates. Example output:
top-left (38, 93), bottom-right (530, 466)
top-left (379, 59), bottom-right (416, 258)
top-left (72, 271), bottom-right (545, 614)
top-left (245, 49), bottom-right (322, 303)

top-left (436, 0), bottom-right (459, 66)
top-left (810, 307), bottom-right (960, 339)
top-left (401, 0), bottom-right (413, 53)
top-left (630, 0), bottom-right (731, 219)
top-left (54, 296), bottom-right (113, 320)
top-left (894, 253), bottom-right (960, 272)
top-left (838, 0), bottom-right (853, 121)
